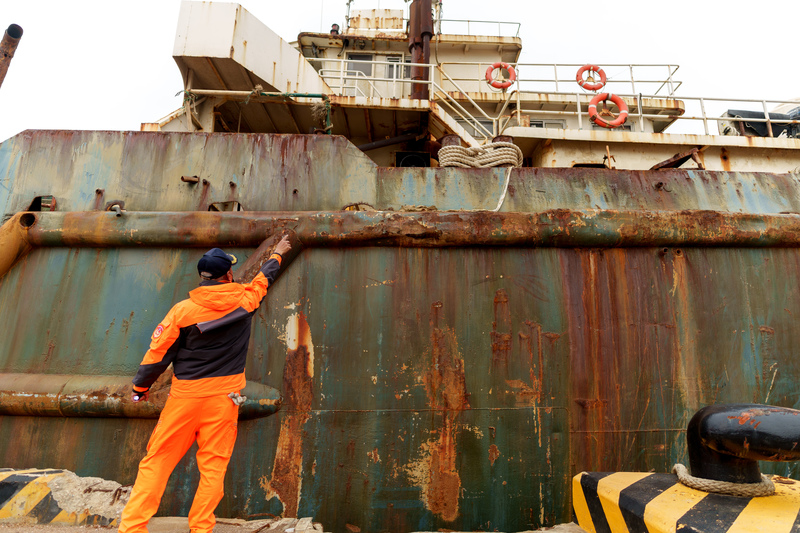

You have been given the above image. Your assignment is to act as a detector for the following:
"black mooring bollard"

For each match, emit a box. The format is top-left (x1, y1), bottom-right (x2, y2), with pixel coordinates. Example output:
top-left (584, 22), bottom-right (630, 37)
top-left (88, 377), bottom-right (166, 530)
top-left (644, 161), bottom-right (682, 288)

top-left (688, 404), bottom-right (800, 483)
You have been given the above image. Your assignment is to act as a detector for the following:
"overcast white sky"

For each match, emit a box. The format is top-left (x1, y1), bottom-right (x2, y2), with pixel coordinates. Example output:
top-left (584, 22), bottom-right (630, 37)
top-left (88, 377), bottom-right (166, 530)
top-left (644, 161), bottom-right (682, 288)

top-left (0, 0), bottom-right (797, 142)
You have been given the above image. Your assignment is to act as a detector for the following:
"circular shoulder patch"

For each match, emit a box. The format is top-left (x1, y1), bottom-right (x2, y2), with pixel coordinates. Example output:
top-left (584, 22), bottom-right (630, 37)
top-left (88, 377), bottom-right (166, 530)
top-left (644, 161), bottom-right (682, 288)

top-left (153, 325), bottom-right (164, 339)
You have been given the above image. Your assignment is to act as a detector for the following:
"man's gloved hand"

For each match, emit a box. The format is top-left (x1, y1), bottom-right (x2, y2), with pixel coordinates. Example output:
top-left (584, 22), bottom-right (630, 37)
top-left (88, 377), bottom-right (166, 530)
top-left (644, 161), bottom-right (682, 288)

top-left (228, 392), bottom-right (247, 406)
top-left (132, 387), bottom-right (150, 402)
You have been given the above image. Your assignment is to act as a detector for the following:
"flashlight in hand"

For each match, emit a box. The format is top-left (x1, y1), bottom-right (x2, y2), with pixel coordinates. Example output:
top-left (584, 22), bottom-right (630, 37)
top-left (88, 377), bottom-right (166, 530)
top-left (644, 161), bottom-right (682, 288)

top-left (132, 387), bottom-right (150, 402)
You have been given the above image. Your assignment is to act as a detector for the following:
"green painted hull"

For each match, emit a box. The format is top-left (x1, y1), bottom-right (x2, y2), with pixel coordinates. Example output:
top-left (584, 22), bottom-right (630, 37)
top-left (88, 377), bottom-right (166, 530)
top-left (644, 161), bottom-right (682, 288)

top-left (2, 131), bottom-right (799, 531)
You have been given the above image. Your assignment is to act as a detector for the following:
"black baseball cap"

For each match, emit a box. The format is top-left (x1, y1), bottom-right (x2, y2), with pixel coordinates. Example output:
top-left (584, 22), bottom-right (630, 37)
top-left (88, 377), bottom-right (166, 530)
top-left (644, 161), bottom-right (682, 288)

top-left (198, 248), bottom-right (238, 279)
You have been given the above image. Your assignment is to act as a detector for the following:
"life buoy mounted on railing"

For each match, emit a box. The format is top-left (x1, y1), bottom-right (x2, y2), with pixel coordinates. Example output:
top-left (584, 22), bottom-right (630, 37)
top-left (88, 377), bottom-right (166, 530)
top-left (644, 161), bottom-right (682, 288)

top-left (576, 64), bottom-right (606, 91)
top-left (485, 62), bottom-right (516, 90)
top-left (588, 93), bottom-right (628, 128)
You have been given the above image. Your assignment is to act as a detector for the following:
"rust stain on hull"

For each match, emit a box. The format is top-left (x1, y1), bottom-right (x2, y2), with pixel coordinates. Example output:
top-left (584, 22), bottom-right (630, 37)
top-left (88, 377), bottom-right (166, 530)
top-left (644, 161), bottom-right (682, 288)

top-left (367, 448), bottom-right (381, 463)
top-left (425, 301), bottom-right (470, 412)
top-left (425, 416), bottom-right (461, 522)
top-left (488, 444), bottom-right (500, 466)
top-left (491, 289), bottom-right (512, 372)
top-left (397, 300), bottom-right (470, 523)
top-left (720, 147), bottom-right (732, 171)
top-left (261, 312), bottom-right (314, 517)
top-left (521, 320), bottom-right (546, 404)
top-left (419, 301), bottom-right (470, 522)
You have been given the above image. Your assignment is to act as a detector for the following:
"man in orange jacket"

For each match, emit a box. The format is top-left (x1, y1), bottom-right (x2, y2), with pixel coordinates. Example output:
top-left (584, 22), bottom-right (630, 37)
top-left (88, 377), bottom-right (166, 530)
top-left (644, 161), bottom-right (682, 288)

top-left (118, 235), bottom-right (291, 533)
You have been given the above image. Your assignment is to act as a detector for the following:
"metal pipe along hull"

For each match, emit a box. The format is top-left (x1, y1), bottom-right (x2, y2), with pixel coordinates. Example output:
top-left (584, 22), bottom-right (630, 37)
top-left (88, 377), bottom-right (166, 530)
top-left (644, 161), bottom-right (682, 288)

top-left (18, 209), bottom-right (800, 249)
top-left (0, 373), bottom-right (281, 420)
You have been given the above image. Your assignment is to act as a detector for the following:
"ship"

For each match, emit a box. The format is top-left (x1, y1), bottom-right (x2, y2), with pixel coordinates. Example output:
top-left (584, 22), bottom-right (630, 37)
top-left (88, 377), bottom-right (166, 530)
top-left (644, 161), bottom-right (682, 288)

top-left (2, 1), bottom-right (800, 531)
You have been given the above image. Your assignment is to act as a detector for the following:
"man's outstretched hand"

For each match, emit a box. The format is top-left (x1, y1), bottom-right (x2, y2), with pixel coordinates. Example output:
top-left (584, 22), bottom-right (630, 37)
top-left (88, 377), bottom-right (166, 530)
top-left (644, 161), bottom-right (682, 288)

top-left (132, 387), bottom-right (150, 402)
top-left (275, 235), bottom-right (292, 256)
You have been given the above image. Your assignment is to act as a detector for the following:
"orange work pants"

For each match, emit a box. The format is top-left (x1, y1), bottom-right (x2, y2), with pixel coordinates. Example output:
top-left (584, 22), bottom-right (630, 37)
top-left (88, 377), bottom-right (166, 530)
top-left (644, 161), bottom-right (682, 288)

top-left (118, 393), bottom-right (239, 533)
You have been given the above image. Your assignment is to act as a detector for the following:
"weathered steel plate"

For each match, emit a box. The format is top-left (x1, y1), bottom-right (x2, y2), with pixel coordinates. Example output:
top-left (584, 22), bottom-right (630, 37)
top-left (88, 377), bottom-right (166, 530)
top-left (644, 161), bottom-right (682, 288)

top-left (3, 132), bottom-right (800, 531)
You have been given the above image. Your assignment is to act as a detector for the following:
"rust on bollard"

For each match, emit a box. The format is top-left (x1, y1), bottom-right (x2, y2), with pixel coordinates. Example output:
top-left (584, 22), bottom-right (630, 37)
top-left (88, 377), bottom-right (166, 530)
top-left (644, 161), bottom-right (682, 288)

top-left (688, 404), bottom-right (800, 483)
top-left (440, 134), bottom-right (462, 147)
top-left (492, 136), bottom-right (515, 167)
top-left (437, 134), bottom-right (463, 163)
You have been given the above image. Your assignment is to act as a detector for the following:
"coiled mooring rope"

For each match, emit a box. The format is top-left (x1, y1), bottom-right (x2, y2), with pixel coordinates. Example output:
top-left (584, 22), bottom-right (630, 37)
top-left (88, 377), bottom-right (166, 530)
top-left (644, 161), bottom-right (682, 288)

top-left (439, 142), bottom-right (523, 168)
top-left (672, 463), bottom-right (775, 497)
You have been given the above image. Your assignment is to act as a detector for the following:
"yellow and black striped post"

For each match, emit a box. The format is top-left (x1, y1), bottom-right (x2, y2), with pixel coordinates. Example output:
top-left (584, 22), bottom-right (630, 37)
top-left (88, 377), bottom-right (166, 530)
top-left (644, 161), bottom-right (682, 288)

top-left (0, 469), bottom-right (117, 526)
top-left (574, 471), bottom-right (800, 533)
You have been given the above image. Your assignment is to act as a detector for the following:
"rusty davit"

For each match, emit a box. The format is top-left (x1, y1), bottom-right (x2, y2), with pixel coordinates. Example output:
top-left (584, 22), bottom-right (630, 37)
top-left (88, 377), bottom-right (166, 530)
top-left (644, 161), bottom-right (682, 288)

top-left (3, 2), bottom-right (800, 532)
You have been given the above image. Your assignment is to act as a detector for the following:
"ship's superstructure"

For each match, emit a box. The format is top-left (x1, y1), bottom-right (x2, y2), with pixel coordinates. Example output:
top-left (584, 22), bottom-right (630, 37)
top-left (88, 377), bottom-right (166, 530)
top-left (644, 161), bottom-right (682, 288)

top-left (148, 1), bottom-right (799, 173)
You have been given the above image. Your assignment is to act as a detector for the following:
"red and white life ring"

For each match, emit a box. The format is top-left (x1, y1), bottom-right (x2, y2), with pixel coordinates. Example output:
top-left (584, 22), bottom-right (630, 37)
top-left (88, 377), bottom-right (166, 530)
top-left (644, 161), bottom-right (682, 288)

top-left (588, 93), bottom-right (628, 128)
top-left (576, 64), bottom-right (607, 91)
top-left (485, 62), bottom-right (516, 90)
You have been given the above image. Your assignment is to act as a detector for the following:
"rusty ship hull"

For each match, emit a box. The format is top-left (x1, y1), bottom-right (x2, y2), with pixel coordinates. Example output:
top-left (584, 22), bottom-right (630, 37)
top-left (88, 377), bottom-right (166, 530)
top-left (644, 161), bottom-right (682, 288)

top-left (2, 130), bottom-right (800, 531)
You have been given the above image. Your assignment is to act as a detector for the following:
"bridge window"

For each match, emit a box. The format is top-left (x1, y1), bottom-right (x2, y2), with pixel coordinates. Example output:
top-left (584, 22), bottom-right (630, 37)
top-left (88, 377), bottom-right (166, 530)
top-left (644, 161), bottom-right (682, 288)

top-left (347, 53), bottom-right (373, 77)
top-left (386, 56), bottom-right (410, 79)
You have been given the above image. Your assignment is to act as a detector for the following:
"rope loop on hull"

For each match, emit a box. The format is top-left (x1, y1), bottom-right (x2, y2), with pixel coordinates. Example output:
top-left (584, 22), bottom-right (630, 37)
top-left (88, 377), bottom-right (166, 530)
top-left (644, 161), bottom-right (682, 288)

top-left (438, 142), bottom-right (523, 168)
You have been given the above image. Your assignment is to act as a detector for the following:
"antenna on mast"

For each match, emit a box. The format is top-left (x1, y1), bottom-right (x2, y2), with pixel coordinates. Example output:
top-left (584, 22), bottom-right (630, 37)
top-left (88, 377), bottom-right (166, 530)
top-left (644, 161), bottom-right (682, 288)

top-left (345, 0), bottom-right (354, 32)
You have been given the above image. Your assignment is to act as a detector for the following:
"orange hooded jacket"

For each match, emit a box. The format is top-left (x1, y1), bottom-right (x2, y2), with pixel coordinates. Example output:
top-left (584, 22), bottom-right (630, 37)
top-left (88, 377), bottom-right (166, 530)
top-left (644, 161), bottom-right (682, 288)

top-left (131, 253), bottom-right (282, 398)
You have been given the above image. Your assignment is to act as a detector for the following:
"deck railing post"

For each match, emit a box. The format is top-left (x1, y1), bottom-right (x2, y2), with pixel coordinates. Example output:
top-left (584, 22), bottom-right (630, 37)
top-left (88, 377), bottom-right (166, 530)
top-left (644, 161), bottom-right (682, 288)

top-left (763, 100), bottom-right (774, 138)
top-left (629, 65), bottom-right (636, 95)
top-left (339, 60), bottom-right (345, 96)
top-left (638, 93), bottom-right (644, 132)
top-left (553, 64), bottom-right (559, 92)
top-left (667, 65), bottom-right (675, 96)
top-left (700, 98), bottom-right (709, 135)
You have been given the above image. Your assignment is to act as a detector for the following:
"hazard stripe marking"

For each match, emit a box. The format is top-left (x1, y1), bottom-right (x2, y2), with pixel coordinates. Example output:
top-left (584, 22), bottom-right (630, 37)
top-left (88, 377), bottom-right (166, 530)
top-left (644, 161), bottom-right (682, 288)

top-left (581, 473), bottom-right (613, 533)
top-left (673, 492), bottom-right (748, 532)
top-left (726, 482), bottom-right (800, 533)
top-left (0, 473), bottom-right (59, 519)
top-left (0, 474), bottom-right (36, 506)
top-left (0, 470), bottom-right (64, 500)
top-left (28, 492), bottom-right (63, 524)
top-left (597, 472), bottom-right (653, 533)
top-left (576, 472), bottom-right (800, 533)
top-left (51, 509), bottom-right (73, 524)
top-left (573, 473), bottom-right (597, 533)
top-left (0, 472), bottom-right (20, 483)
top-left (617, 473), bottom-right (681, 532)
top-left (644, 481), bottom-right (709, 533)
top-left (0, 470), bottom-right (118, 526)
top-left (793, 504), bottom-right (800, 533)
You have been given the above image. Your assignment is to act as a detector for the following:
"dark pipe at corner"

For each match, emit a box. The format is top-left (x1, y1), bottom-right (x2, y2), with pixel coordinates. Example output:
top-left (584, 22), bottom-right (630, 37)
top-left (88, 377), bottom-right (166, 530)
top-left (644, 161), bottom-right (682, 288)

top-left (357, 132), bottom-right (420, 152)
top-left (19, 212), bottom-right (37, 228)
top-left (688, 404), bottom-right (800, 483)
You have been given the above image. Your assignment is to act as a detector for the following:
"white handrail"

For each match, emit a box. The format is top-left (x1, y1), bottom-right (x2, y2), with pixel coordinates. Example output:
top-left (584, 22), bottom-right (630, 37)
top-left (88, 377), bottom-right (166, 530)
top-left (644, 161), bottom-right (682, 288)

top-left (310, 58), bottom-right (800, 138)
top-left (437, 18), bottom-right (521, 37)
top-left (435, 66), bottom-right (495, 123)
top-left (438, 62), bottom-right (683, 97)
